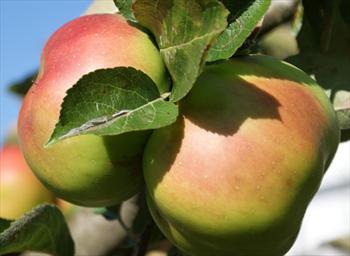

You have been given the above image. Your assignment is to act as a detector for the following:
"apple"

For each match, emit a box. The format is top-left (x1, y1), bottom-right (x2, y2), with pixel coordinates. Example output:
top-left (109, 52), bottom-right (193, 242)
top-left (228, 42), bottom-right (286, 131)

top-left (18, 14), bottom-right (169, 207)
top-left (0, 145), bottom-right (54, 219)
top-left (143, 55), bottom-right (340, 255)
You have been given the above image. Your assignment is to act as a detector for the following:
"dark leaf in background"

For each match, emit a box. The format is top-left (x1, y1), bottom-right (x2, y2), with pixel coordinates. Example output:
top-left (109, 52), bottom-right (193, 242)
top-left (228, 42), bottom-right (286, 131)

top-left (287, 0), bottom-right (350, 133)
top-left (0, 204), bottom-right (74, 256)
top-left (47, 67), bottom-right (178, 146)
top-left (133, 0), bottom-right (229, 102)
top-left (8, 71), bottom-right (37, 97)
top-left (168, 246), bottom-right (183, 256)
top-left (207, 0), bottom-right (271, 61)
top-left (113, 0), bottom-right (136, 21)
top-left (0, 219), bottom-right (11, 234)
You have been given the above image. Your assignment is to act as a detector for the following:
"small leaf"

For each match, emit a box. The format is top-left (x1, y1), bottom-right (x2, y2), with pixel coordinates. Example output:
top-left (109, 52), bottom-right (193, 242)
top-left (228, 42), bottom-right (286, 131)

top-left (207, 0), bottom-right (271, 62)
top-left (133, 0), bottom-right (229, 102)
top-left (113, 0), bottom-right (136, 21)
top-left (0, 204), bottom-right (74, 256)
top-left (8, 71), bottom-right (37, 97)
top-left (47, 68), bottom-right (178, 146)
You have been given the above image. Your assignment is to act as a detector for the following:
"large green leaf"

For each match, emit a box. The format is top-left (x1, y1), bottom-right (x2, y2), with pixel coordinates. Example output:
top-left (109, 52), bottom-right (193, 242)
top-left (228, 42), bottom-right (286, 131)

top-left (207, 0), bottom-right (271, 61)
top-left (47, 67), bottom-right (178, 146)
top-left (113, 0), bottom-right (135, 21)
top-left (133, 0), bottom-right (229, 102)
top-left (0, 204), bottom-right (74, 256)
top-left (287, 0), bottom-right (350, 131)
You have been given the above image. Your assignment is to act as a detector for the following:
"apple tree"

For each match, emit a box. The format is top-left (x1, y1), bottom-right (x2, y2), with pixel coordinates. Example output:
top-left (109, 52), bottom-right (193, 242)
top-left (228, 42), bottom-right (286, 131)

top-left (1, 0), bottom-right (349, 255)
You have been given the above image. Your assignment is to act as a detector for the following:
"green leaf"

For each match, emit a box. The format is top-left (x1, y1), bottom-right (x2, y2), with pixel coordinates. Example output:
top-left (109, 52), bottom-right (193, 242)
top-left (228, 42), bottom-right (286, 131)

top-left (47, 67), bottom-right (178, 146)
top-left (113, 0), bottom-right (136, 21)
top-left (8, 71), bottom-right (37, 97)
top-left (0, 204), bottom-right (74, 256)
top-left (133, 0), bottom-right (229, 102)
top-left (207, 0), bottom-right (271, 62)
top-left (287, 0), bottom-right (350, 126)
top-left (0, 219), bottom-right (11, 234)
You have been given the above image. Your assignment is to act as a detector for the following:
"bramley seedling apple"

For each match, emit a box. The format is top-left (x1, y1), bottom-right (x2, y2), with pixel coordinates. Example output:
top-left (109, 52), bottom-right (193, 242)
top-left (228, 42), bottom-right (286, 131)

top-left (143, 55), bottom-right (339, 256)
top-left (0, 145), bottom-right (54, 219)
top-left (18, 14), bottom-right (169, 207)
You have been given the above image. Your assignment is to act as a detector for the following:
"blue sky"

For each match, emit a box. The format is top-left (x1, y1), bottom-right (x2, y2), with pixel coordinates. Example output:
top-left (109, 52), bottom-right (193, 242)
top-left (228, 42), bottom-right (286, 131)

top-left (0, 0), bottom-right (91, 145)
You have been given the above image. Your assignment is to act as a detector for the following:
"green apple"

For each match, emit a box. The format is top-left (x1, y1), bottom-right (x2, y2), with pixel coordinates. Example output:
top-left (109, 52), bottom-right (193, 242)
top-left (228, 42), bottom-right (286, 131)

top-left (0, 145), bottom-right (54, 219)
top-left (143, 55), bottom-right (340, 256)
top-left (18, 14), bottom-right (169, 207)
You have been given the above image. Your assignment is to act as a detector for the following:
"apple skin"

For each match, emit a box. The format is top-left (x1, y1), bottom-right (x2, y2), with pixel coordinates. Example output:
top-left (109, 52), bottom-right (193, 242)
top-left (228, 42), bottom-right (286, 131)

top-left (18, 14), bottom-right (169, 207)
top-left (143, 55), bottom-right (340, 256)
top-left (0, 145), bottom-right (54, 219)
